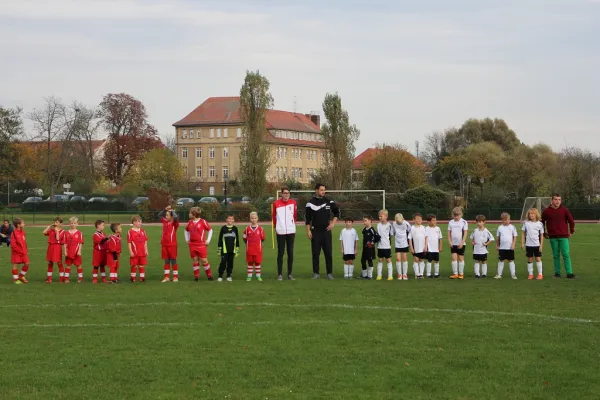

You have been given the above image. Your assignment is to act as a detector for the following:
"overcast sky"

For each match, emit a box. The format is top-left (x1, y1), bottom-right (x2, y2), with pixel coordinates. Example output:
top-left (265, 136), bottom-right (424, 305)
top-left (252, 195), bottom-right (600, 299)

top-left (1, 0), bottom-right (599, 154)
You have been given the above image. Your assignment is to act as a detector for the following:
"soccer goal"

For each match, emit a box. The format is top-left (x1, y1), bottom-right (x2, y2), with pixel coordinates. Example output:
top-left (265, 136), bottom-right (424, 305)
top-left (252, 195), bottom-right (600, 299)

top-left (520, 197), bottom-right (551, 222)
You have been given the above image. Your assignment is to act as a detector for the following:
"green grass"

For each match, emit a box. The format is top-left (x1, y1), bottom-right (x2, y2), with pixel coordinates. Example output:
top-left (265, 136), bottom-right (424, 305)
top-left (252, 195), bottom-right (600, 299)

top-left (1, 223), bottom-right (599, 399)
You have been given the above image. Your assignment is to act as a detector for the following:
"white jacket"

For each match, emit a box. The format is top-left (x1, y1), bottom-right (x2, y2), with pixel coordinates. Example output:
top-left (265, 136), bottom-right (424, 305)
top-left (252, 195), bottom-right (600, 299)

top-left (272, 198), bottom-right (298, 235)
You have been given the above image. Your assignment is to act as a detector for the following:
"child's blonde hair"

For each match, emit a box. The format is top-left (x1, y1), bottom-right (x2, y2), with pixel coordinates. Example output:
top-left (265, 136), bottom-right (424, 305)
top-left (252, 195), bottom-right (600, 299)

top-left (394, 213), bottom-right (404, 224)
top-left (527, 208), bottom-right (541, 221)
top-left (69, 216), bottom-right (78, 224)
top-left (379, 209), bottom-right (388, 217)
top-left (249, 211), bottom-right (258, 219)
top-left (501, 212), bottom-right (510, 220)
top-left (452, 207), bottom-right (463, 217)
top-left (131, 215), bottom-right (142, 224)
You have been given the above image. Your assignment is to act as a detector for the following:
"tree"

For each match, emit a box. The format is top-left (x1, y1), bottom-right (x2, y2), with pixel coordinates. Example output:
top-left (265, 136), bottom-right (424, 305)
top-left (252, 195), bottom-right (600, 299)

top-left (0, 106), bottom-right (23, 184)
top-left (71, 103), bottom-right (102, 180)
top-left (124, 149), bottom-right (186, 194)
top-left (446, 118), bottom-right (519, 152)
top-left (164, 133), bottom-right (177, 154)
top-left (361, 144), bottom-right (425, 193)
top-left (320, 93), bottom-right (360, 189)
top-left (98, 93), bottom-right (160, 184)
top-left (238, 70), bottom-right (273, 199)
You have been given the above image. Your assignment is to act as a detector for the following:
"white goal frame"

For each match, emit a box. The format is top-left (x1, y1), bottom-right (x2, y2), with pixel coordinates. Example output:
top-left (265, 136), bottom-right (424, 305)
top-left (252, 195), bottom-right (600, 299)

top-left (275, 189), bottom-right (386, 210)
top-left (520, 197), bottom-right (551, 223)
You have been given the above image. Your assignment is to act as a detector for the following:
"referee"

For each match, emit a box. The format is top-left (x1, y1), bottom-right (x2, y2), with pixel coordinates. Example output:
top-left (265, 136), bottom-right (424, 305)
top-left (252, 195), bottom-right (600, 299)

top-left (305, 183), bottom-right (340, 280)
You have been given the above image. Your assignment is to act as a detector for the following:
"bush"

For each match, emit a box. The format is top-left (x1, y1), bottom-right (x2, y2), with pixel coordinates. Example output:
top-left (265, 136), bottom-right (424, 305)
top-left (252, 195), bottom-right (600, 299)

top-left (402, 186), bottom-right (452, 209)
top-left (223, 203), bottom-right (257, 222)
top-left (199, 202), bottom-right (220, 222)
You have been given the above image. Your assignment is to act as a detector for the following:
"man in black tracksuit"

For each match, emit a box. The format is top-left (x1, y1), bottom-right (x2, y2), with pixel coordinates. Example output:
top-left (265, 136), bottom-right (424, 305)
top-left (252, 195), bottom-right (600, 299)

top-left (305, 183), bottom-right (341, 279)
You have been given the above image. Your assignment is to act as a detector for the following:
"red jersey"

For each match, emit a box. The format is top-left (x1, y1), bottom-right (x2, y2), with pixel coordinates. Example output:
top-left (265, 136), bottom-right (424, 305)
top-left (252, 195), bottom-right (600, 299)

top-left (45, 228), bottom-right (65, 245)
top-left (243, 225), bottom-right (265, 256)
top-left (127, 228), bottom-right (148, 257)
top-left (186, 219), bottom-right (212, 247)
top-left (106, 234), bottom-right (122, 256)
top-left (10, 229), bottom-right (28, 256)
top-left (93, 231), bottom-right (107, 252)
top-left (161, 218), bottom-right (179, 247)
top-left (64, 229), bottom-right (84, 259)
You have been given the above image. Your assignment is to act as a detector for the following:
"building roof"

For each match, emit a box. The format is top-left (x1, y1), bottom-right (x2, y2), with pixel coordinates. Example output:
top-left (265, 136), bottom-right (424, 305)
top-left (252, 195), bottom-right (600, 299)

top-left (352, 148), bottom-right (379, 169)
top-left (265, 134), bottom-right (327, 149)
top-left (25, 139), bottom-right (106, 153)
top-left (174, 97), bottom-right (321, 134)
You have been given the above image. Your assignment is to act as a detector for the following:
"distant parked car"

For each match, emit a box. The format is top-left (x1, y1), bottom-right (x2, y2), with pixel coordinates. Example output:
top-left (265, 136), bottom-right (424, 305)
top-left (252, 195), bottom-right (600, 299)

top-left (132, 197), bottom-right (149, 206)
top-left (221, 197), bottom-right (234, 205)
top-left (111, 197), bottom-right (124, 203)
top-left (69, 196), bottom-right (87, 202)
top-left (265, 197), bottom-right (275, 204)
top-left (176, 197), bottom-right (195, 207)
top-left (44, 195), bottom-right (69, 202)
top-left (88, 197), bottom-right (108, 203)
top-left (241, 196), bottom-right (251, 204)
top-left (23, 197), bottom-right (43, 204)
top-left (198, 197), bottom-right (218, 204)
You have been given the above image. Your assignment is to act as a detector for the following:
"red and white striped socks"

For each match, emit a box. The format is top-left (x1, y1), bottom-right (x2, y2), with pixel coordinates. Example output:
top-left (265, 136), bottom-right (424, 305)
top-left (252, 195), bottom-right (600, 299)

top-left (247, 265), bottom-right (262, 278)
top-left (193, 263), bottom-right (200, 279)
top-left (130, 266), bottom-right (146, 282)
top-left (203, 263), bottom-right (212, 279)
top-left (12, 267), bottom-right (18, 282)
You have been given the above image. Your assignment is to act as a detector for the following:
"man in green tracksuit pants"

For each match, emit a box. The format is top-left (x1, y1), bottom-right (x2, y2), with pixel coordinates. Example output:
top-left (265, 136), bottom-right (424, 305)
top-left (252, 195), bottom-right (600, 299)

top-left (541, 193), bottom-right (576, 279)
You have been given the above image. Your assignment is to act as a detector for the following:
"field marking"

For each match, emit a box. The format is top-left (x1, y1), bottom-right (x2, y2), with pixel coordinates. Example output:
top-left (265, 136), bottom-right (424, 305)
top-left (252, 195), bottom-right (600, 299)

top-left (0, 301), bottom-right (595, 324)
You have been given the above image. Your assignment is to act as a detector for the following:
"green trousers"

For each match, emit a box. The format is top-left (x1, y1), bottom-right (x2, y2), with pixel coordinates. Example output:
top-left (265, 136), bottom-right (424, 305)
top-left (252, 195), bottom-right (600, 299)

top-left (549, 238), bottom-right (573, 275)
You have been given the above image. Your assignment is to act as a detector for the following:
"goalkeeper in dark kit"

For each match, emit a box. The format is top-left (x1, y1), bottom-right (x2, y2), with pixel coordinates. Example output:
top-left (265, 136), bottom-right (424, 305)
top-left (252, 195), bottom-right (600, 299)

top-left (360, 216), bottom-right (381, 279)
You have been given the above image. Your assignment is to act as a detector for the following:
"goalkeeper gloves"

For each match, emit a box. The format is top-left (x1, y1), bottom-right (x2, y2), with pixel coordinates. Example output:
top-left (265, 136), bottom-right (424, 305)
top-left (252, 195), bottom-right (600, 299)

top-left (217, 247), bottom-right (222, 256)
top-left (234, 247), bottom-right (239, 257)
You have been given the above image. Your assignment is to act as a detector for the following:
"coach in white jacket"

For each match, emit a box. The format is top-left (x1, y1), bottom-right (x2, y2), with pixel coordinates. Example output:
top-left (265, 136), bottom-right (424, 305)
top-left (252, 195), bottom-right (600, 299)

top-left (272, 187), bottom-right (298, 281)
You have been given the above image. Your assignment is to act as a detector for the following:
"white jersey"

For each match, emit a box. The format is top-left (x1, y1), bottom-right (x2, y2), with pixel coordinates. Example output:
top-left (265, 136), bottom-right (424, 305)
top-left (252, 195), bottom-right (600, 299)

top-left (425, 226), bottom-right (443, 253)
top-left (408, 225), bottom-right (427, 253)
top-left (496, 224), bottom-right (518, 250)
top-left (522, 221), bottom-right (544, 247)
top-left (448, 218), bottom-right (468, 246)
top-left (339, 228), bottom-right (359, 255)
top-left (392, 221), bottom-right (411, 249)
top-left (470, 228), bottom-right (495, 255)
top-left (377, 222), bottom-right (393, 250)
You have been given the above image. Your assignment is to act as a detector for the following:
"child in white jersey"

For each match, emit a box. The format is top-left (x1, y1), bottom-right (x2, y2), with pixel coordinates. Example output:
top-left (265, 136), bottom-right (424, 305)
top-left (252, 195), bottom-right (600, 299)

top-left (408, 213), bottom-right (428, 279)
top-left (448, 207), bottom-right (468, 279)
top-left (470, 215), bottom-right (494, 278)
top-left (522, 208), bottom-right (545, 280)
top-left (392, 213), bottom-right (411, 280)
top-left (495, 212), bottom-right (518, 279)
top-left (376, 209), bottom-right (394, 281)
top-left (425, 214), bottom-right (443, 278)
top-left (340, 218), bottom-right (359, 279)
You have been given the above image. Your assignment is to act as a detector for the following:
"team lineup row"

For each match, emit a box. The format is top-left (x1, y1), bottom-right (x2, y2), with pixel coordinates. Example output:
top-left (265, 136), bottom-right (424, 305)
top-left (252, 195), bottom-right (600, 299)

top-left (4, 204), bottom-right (567, 284)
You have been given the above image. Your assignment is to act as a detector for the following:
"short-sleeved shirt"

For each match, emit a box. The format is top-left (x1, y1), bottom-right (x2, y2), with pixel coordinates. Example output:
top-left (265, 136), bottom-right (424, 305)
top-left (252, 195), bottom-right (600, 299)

top-left (377, 222), bottom-right (393, 250)
top-left (186, 218), bottom-right (212, 246)
top-left (392, 221), bottom-right (411, 249)
top-left (127, 228), bottom-right (148, 257)
top-left (340, 228), bottom-right (359, 255)
top-left (470, 228), bottom-right (495, 255)
top-left (425, 226), bottom-right (443, 253)
top-left (522, 221), bottom-right (544, 247)
top-left (496, 224), bottom-right (518, 250)
top-left (448, 218), bottom-right (468, 246)
top-left (408, 225), bottom-right (427, 253)
top-left (244, 225), bottom-right (265, 256)
top-left (64, 229), bottom-right (84, 259)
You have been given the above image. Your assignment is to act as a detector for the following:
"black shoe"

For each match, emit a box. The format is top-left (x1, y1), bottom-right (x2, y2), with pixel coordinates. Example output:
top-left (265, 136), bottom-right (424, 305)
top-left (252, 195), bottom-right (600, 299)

top-left (475, 275), bottom-right (481, 279)
top-left (554, 273), bottom-right (562, 279)
top-left (194, 277), bottom-right (199, 282)
top-left (208, 277), bottom-right (214, 281)
top-left (434, 274), bottom-right (440, 279)
top-left (481, 275), bottom-right (487, 278)
top-left (364, 276), bottom-right (372, 280)
top-left (567, 274), bottom-right (578, 279)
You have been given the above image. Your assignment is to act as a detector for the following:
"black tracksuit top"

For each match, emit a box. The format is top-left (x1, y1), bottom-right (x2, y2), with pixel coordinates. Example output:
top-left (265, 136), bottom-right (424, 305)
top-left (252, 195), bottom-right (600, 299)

top-left (305, 196), bottom-right (341, 231)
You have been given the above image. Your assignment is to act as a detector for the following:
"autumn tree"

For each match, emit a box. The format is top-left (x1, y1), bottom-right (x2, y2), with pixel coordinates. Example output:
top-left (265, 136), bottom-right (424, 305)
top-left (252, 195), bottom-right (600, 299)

top-left (98, 93), bottom-right (161, 184)
top-left (445, 118), bottom-right (519, 153)
top-left (70, 103), bottom-right (102, 180)
top-left (238, 70), bottom-right (273, 199)
top-left (320, 93), bottom-right (360, 189)
top-left (0, 106), bottom-right (23, 184)
top-left (361, 144), bottom-right (425, 193)
top-left (124, 148), bottom-right (186, 193)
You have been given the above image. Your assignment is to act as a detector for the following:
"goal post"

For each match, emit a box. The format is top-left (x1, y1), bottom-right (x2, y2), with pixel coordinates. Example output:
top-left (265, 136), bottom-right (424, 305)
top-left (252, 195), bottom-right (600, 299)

top-left (520, 197), bottom-right (551, 222)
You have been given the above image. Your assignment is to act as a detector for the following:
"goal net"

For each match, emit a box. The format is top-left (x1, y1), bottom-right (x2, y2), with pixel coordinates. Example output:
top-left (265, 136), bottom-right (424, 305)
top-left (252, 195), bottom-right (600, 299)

top-left (520, 197), bottom-right (551, 222)
top-left (279, 190), bottom-right (386, 222)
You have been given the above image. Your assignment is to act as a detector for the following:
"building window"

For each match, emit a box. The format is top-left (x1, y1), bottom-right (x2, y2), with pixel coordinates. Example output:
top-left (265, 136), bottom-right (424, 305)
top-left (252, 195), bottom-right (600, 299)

top-left (217, 128), bottom-right (221, 138)
top-left (276, 167), bottom-right (280, 179)
top-left (291, 168), bottom-right (296, 179)
top-left (283, 148), bottom-right (287, 159)
top-left (196, 167), bottom-right (202, 178)
top-left (237, 128), bottom-right (242, 138)
top-left (209, 166), bottom-right (215, 178)
top-left (223, 166), bottom-right (229, 179)
top-left (223, 147), bottom-right (229, 158)
top-left (209, 186), bottom-right (215, 195)
top-left (210, 129), bottom-right (214, 138)
top-left (189, 129), bottom-right (194, 138)
top-left (298, 149), bottom-right (302, 159)
top-left (197, 129), bottom-right (202, 139)
top-left (182, 147), bottom-right (188, 158)
top-left (284, 168), bottom-right (288, 178)
top-left (299, 168), bottom-right (303, 179)
top-left (223, 128), bottom-right (228, 138)
top-left (196, 147), bottom-right (202, 158)
top-left (182, 129), bottom-right (188, 139)
top-left (209, 147), bottom-right (215, 159)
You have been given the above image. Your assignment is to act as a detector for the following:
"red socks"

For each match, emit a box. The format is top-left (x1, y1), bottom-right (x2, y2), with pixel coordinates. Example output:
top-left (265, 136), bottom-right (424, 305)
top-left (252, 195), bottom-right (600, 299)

top-left (164, 264), bottom-right (170, 278)
top-left (139, 266), bottom-right (146, 281)
top-left (203, 263), bottom-right (212, 279)
top-left (20, 265), bottom-right (29, 277)
top-left (12, 267), bottom-right (18, 281)
top-left (193, 263), bottom-right (200, 279)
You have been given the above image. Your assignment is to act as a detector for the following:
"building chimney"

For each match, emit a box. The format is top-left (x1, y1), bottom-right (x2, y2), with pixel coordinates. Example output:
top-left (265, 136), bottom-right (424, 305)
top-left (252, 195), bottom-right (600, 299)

top-left (310, 114), bottom-right (320, 128)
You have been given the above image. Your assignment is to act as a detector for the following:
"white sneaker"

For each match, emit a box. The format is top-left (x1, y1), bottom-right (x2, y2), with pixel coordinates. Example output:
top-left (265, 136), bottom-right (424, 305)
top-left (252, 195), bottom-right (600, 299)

top-left (217, 277), bottom-right (223, 282)
top-left (226, 277), bottom-right (232, 282)
top-left (494, 275), bottom-right (502, 279)
top-left (512, 275), bottom-right (518, 280)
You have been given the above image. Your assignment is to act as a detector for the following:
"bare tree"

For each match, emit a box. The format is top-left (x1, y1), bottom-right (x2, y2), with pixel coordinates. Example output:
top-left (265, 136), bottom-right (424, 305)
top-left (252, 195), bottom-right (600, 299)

top-left (164, 133), bottom-right (177, 154)
top-left (71, 103), bottom-right (102, 180)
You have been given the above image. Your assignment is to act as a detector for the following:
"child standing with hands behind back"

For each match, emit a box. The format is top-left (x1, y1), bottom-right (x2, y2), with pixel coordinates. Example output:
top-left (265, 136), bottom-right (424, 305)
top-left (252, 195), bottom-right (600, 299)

top-left (340, 218), bottom-right (359, 279)
top-left (470, 215), bottom-right (494, 278)
top-left (128, 215), bottom-right (149, 283)
top-left (522, 208), bottom-right (544, 280)
top-left (448, 207), bottom-right (469, 279)
top-left (376, 210), bottom-right (394, 281)
top-left (244, 212), bottom-right (265, 281)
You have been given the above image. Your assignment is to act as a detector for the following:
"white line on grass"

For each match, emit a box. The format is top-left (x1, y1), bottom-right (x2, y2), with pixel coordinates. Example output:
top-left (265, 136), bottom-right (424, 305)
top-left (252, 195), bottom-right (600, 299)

top-left (0, 301), bottom-right (595, 324)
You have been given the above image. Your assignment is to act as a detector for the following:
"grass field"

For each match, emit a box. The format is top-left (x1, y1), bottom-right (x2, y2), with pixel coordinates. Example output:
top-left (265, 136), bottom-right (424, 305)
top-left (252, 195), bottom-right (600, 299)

top-left (1, 222), bottom-right (599, 399)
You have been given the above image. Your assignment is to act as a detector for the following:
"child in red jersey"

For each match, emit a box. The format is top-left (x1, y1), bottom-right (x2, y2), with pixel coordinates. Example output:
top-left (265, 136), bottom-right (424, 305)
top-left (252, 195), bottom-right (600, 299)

top-left (159, 206), bottom-right (180, 283)
top-left (64, 216), bottom-right (85, 283)
top-left (243, 212), bottom-right (265, 282)
top-left (92, 220), bottom-right (109, 284)
top-left (11, 218), bottom-right (30, 284)
top-left (106, 223), bottom-right (122, 284)
top-left (185, 207), bottom-right (213, 282)
top-left (43, 217), bottom-right (66, 283)
top-left (128, 215), bottom-right (149, 283)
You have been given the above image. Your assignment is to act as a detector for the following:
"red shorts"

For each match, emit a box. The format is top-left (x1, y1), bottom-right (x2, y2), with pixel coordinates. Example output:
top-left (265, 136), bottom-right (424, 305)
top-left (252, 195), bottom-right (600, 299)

top-left (92, 251), bottom-right (106, 267)
top-left (65, 255), bottom-right (82, 266)
top-left (130, 256), bottom-right (147, 267)
top-left (107, 255), bottom-right (120, 269)
top-left (246, 254), bottom-right (262, 265)
top-left (46, 245), bottom-right (63, 263)
top-left (161, 245), bottom-right (177, 260)
top-left (11, 254), bottom-right (29, 264)
top-left (189, 246), bottom-right (207, 260)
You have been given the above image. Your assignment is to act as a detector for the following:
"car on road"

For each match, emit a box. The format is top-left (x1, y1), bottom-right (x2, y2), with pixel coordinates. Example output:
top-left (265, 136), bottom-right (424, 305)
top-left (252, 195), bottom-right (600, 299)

top-left (132, 197), bottom-right (149, 206)
top-left (69, 196), bottom-right (87, 202)
top-left (44, 195), bottom-right (69, 202)
top-left (88, 197), bottom-right (109, 203)
top-left (176, 198), bottom-right (195, 207)
top-left (23, 197), bottom-right (43, 204)
top-left (198, 197), bottom-right (218, 204)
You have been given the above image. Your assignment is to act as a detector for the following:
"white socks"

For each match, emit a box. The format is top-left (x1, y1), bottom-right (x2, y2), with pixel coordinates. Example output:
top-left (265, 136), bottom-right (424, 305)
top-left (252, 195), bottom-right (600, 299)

top-left (413, 263), bottom-right (418, 276)
top-left (349, 264), bottom-right (354, 276)
top-left (377, 262), bottom-right (383, 277)
top-left (482, 263), bottom-right (487, 276)
top-left (527, 263), bottom-right (533, 275)
top-left (452, 261), bottom-right (458, 275)
top-left (362, 268), bottom-right (367, 278)
top-left (344, 265), bottom-right (349, 277)
top-left (387, 263), bottom-right (392, 278)
top-left (536, 261), bottom-right (543, 275)
top-left (367, 267), bottom-right (373, 278)
top-left (434, 263), bottom-right (440, 276)
top-left (402, 261), bottom-right (408, 275)
top-left (458, 261), bottom-right (465, 275)
top-left (396, 262), bottom-right (402, 276)
top-left (474, 263), bottom-right (480, 276)
top-left (498, 261), bottom-right (504, 276)
top-left (509, 261), bottom-right (516, 277)
top-left (426, 263), bottom-right (432, 276)
top-left (419, 261), bottom-right (424, 276)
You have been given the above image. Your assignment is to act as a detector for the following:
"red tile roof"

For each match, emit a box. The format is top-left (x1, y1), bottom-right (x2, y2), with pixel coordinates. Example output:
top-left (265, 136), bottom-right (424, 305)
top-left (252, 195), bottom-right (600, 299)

top-left (174, 97), bottom-right (321, 134)
top-left (352, 148), bottom-right (378, 169)
top-left (26, 139), bottom-right (106, 153)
